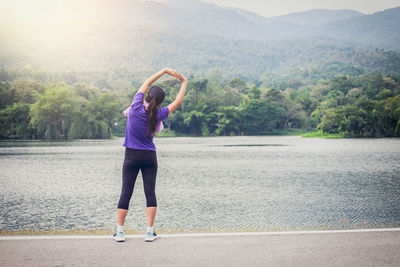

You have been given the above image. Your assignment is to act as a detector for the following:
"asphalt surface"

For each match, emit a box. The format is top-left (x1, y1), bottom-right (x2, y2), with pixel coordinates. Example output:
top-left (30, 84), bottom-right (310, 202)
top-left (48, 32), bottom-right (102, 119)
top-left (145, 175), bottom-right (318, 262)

top-left (1, 229), bottom-right (399, 266)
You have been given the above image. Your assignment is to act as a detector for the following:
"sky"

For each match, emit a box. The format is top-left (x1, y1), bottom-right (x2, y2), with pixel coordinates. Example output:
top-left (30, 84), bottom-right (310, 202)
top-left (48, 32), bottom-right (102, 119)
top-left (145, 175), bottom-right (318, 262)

top-left (151, 0), bottom-right (400, 17)
top-left (1, 0), bottom-right (400, 22)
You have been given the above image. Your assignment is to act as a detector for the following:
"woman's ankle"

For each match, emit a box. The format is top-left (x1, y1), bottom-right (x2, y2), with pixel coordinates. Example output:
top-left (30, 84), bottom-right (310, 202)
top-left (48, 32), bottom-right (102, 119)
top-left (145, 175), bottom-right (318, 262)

top-left (117, 224), bottom-right (124, 233)
top-left (146, 225), bottom-right (154, 234)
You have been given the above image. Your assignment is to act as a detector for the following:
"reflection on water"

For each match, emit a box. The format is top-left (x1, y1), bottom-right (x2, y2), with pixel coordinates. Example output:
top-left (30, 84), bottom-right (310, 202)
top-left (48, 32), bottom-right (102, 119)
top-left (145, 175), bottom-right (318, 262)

top-left (0, 136), bottom-right (399, 231)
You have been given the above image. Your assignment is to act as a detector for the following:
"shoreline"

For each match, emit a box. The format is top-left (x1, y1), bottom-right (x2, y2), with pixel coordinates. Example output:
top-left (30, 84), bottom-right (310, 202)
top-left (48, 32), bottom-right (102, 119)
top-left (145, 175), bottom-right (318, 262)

top-left (0, 133), bottom-right (383, 142)
top-left (3, 131), bottom-right (399, 141)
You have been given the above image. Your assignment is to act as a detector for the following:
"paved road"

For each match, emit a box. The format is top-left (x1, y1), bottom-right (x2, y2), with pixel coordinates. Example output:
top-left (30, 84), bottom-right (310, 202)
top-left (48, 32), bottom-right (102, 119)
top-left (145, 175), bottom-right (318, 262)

top-left (1, 229), bottom-right (399, 266)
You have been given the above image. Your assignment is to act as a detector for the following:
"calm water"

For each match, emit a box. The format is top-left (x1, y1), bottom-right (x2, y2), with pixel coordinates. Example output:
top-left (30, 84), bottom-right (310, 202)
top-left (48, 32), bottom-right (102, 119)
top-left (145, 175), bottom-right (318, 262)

top-left (0, 136), bottom-right (399, 232)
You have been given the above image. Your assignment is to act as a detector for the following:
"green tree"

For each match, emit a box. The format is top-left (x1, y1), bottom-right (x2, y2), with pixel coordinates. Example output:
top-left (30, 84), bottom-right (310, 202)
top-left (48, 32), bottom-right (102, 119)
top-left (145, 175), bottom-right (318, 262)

top-left (0, 103), bottom-right (33, 139)
top-left (361, 73), bottom-right (385, 99)
top-left (215, 106), bottom-right (241, 135)
top-left (30, 85), bottom-right (78, 139)
top-left (0, 81), bottom-right (15, 109)
top-left (240, 99), bottom-right (283, 134)
top-left (227, 78), bottom-right (248, 94)
top-left (11, 79), bottom-right (45, 104)
top-left (318, 108), bottom-right (347, 134)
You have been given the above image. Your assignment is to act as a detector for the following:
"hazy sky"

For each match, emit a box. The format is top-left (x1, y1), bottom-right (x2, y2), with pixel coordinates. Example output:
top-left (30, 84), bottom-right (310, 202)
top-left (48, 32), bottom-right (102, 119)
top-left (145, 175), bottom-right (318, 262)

top-left (155, 0), bottom-right (400, 17)
top-left (2, 0), bottom-right (400, 21)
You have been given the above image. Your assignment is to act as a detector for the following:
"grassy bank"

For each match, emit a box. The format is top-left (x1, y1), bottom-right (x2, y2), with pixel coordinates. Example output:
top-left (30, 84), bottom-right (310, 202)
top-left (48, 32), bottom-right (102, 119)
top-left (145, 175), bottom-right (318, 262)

top-left (155, 130), bottom-right (347, 138)
top-left (301, 131), bottom-right (346, 139)
top-left (156, 130), bottom-right (311, 138)
top-left (258, 130), bottom-right (307, 136)
top-left (6, 130), bottom-right (353, 140)
top-left (155, 129), bottom-right (177, 137)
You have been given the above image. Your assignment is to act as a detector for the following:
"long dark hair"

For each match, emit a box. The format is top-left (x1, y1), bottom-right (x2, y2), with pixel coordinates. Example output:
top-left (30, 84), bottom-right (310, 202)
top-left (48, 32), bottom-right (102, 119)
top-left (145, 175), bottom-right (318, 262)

top-left (145, 86), bottom-right (165, 137)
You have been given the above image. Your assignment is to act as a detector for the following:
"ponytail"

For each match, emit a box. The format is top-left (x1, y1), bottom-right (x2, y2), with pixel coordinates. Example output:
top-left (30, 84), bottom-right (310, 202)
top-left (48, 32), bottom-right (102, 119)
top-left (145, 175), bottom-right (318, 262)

top-left (145, 95), bottom-right (159, 137)
top-left (144, 86), bottom-right (165, 137)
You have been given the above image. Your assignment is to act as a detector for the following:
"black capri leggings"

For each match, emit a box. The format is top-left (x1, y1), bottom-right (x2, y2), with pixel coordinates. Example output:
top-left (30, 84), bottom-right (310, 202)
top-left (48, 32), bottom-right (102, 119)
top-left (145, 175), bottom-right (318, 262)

top-left (117, 148), bottom-right (158, 209)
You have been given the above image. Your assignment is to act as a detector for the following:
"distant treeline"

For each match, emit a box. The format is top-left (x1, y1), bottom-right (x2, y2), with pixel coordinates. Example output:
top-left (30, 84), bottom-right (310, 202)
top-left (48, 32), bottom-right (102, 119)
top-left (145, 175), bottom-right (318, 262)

top-left (0, 68), bottom-right (399, 139)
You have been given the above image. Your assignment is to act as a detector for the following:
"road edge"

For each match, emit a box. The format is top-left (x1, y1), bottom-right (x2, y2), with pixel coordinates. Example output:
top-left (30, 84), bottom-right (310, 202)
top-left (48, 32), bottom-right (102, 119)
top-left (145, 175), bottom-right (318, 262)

top-left (1, 227), bottom-right (399, 240)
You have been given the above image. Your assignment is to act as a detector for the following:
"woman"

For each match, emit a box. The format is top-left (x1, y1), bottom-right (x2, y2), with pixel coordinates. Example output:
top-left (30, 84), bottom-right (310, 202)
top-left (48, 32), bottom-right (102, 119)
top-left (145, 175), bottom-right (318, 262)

top-left (113, 68), bottom-right (187, 242)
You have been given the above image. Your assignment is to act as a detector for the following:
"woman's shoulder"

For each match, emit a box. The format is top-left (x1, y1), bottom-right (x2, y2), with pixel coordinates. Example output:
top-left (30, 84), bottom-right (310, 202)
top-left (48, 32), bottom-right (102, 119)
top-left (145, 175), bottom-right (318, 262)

top-left (132, 92), bottom-right (145, 110)
top-left (157, 106), bottom-right (169, 121)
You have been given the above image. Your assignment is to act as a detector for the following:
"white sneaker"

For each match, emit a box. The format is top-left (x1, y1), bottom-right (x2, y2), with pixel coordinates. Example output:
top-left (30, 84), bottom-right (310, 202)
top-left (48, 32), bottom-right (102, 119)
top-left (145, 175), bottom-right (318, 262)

top-left (145, 232), bottom-right (158, 242)
top-left (113, 231), bottom-right (125, 242)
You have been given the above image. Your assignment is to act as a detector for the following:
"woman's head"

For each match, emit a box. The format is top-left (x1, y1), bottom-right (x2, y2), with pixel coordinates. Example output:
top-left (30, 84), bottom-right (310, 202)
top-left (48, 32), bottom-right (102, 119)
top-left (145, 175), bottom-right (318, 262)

top-left (145, 86), bottom-right (165, 137)
top-left (145, 86), bottom-right (165, 106)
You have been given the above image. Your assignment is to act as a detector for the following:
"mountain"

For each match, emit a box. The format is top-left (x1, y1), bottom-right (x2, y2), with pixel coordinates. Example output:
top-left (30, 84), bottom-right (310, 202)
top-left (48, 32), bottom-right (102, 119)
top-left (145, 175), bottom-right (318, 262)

top-left (320, 7), bottom-right (400, 51)
top-left (113, 1), bottom-right (400, 50)
top-left (160, 1), bottom-right (366, 38)
top-left (2, 0), bottom-right (397, 49)
top-left (104, 0), bottom-right (269, 39)
top-left (269, 9), bottom-right (363, 26)
top-left (224, 7), bottom-right (271, 26)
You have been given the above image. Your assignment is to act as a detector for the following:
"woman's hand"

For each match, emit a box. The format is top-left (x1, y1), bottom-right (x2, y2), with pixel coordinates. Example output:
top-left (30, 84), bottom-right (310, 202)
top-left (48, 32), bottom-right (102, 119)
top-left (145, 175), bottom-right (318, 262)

top-left (164, 68), bottom-right (186, 82)
top-left (164, 68), bottom-right (177, 76)
top-left (175, 72), bottom-right (187, 82)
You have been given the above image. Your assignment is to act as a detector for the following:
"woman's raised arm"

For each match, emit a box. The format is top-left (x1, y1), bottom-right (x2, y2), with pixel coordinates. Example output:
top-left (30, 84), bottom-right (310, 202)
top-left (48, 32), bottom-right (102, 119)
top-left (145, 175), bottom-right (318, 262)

top-left (138, 68), bottom-right (177, 94)
top-left (167, 73), bottom-right (187, 114)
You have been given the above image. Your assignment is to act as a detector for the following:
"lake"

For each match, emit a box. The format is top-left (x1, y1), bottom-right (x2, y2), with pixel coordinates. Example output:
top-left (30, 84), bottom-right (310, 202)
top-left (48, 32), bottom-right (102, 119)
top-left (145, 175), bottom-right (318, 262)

top-left (0, 136), bottom-right (399, 232)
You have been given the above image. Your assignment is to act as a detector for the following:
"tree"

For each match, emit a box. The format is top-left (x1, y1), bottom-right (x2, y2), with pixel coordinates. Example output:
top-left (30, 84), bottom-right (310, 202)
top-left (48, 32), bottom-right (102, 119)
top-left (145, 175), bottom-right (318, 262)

top-left (215, 106), bottom-right (241, 135)
top-left (248, 86), bottom-right (261, 100)
top-left (0, 103), bottom-right (33, 139)
top-left (30, 85), bottom-right (78, 139)
top-left (376, 95), bottom-right (400, 137)
top-left (240, 99), bottom-right (283, 135)
top-left (183, 109), bottom-right (209, 136)
top-left (11, 79), bottom-right (45, 104)
top-left (0, 81), bottom-right (15, 109)
top-left (227, 78), bottom-right (248, 94)
top-left (264, 88), bottom-right (305, 131)
top-left (329, 76), bottom-right (359, 95)
top-left (318, 108), bottom-right (347, 134)
top-left (361, 73), bottom-right (385, 99)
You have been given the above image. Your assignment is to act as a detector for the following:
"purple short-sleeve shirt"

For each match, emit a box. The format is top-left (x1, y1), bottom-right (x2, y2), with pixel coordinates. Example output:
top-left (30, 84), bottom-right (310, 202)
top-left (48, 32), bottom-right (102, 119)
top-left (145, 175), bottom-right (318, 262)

top-left (123, 92), bottom-right (169, 151)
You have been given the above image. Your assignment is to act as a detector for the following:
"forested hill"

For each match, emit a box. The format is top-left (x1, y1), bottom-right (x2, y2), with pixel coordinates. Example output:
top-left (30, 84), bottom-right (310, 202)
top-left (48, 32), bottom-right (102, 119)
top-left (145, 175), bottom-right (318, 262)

top-left (1, 27), bottom-right (400, 89)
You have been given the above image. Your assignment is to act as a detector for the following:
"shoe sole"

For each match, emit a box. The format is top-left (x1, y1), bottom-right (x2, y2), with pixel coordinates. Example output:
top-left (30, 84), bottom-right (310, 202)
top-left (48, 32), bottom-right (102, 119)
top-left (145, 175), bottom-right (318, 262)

top-left (113, 236), bottom-right (125, 242)
top-left (145, 236), bottom-right (158, 242)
